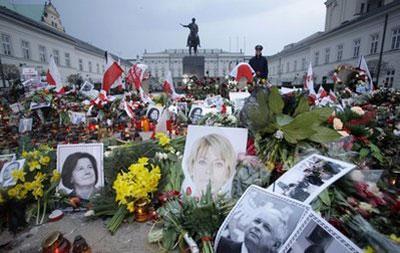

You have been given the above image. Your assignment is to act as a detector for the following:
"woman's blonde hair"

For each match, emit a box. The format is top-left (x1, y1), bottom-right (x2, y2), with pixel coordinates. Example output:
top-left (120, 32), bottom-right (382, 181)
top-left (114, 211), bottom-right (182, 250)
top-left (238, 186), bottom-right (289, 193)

top-left (187, 134), bottom-right (237, 179)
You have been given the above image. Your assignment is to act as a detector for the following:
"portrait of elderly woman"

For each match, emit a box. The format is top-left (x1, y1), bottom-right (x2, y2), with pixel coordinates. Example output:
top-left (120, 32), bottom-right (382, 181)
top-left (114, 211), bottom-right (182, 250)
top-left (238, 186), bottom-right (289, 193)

top-left (189, 106), bottom-right (204, 123)
top-left (58, 144), bottom-right (104, 200)
top-left (147, 107), bottom-right (161, 122)
top-left (182, 126), bottom-right (248, 197)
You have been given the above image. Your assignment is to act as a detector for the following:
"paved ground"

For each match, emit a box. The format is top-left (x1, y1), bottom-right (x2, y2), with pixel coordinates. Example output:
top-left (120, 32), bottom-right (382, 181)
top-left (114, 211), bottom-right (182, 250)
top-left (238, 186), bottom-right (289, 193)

top-left (0, 213), bottom-right (161, 253)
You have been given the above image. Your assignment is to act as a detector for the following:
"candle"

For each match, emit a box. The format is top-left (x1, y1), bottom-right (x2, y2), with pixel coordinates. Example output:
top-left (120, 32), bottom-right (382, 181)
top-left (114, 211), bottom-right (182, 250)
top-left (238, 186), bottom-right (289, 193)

top-left (141, 118), bottom-right (150, 132)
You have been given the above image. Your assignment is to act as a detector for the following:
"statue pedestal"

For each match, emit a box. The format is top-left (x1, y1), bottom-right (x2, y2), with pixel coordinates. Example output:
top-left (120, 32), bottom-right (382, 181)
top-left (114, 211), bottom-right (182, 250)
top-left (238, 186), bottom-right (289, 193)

top-left (182, 56), bottom-right (205, 79)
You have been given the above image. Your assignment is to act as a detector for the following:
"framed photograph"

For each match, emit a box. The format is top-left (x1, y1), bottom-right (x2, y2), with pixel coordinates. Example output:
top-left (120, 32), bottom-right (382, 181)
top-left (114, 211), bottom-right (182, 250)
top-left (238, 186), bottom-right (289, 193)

top-left (57, 143), bottom-right (104, 200)
top-left (281, 211), bottom-right (362, 253)
top-left (0, 154), bottom-right (17, 179)
top-left (268, 154), bottom-right (356, 204)
top-left (177, 102), bottom-right (188, 115)
top-left (10, 103), bottom-right (24, 114)
top-left (215, 185), bottom-right (310, 253)
top-left (205, 95), bottom-right (224, 108)
top-left (146, 106), bottom-right (163, 122)
top-left (18, 118), bottom-right (33, 133)
top-left (188, 105), bottom-right (204, 123)
top-left (80, 81), bottom-right (99, 99)
top-left (181, 125), bottom-right (248, 197)
top-left (229, 92), bottom-right (250, 111)
top-left (0, 159), bottom-right (25, 188)
top-left (30, 101), bottom-right (51, 110)
top-left (69, 111), bottom-right (87, 125)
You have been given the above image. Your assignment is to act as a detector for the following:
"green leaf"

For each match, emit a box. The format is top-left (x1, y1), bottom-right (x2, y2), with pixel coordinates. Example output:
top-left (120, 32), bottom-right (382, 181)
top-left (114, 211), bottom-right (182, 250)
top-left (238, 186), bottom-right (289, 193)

top-left (311, 107), bottom-right (334, 122)
top-left (293, 96), bottom-right (310, 117)
top-left (276, 115), bottom-right (293, 126)
top-left (268, 87), bottom-right (284, 115)
top-left (369, 143), bottom-right (383, 163)
top-left (318, 190), bottom-right (331, 206)
top-left (282, 126), bottom-right (316, 144)
top-left (308, 126), bottom-right (341, 144)
top-left (359, 148), bottom-right (369, 159)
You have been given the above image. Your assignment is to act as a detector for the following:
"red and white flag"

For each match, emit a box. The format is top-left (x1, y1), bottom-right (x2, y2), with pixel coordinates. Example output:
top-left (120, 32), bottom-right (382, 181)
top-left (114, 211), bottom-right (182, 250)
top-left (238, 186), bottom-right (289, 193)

top-left (163, 71), bottom-right (184, 100)
top-left (358, 56), bottom-right (374, 92)
top-left (102, 52), bottom-right (124, 92)
top-left (126, 64), bottom-right (148, 90)
top-left (111, 59), bottom-right (125, 90)
top-left (229, 63), bottom-right (255, 83)
top-left (46, 54), bottom-right (64, 93)
top-left (305, 62), bottom-right (316, 95)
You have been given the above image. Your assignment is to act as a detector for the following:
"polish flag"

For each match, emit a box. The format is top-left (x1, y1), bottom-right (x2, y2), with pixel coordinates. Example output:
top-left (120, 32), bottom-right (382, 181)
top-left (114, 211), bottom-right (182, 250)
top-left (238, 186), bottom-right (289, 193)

top-left (126, 64), bottom-right (148, 90)
top-left (46, 54), bottom-right (64, 93)
top-left (305, 62), bottom-right (316, 95)
top-left (358, 56), bottom-right (374, 92)
top-left (229, 63), bottom-right (255, 83)
top-left (102, 52), bottom-right (124, 92)
top-left (111, 59), bottom-right (125, 90)
top-left (163, 71), bottom-right (184, 100)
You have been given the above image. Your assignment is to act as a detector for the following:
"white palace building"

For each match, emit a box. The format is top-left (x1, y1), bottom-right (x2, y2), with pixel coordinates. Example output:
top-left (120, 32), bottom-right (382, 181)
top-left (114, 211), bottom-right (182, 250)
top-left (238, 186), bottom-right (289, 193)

top-left (268, 0), bottom-right (400, 89)
top-left (0, 0), bottom-right (130, 86)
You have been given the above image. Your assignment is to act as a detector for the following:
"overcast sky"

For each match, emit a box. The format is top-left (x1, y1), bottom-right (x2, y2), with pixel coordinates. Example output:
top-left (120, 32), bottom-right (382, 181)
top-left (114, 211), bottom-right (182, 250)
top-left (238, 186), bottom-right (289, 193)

top-left (15, 0), bottom-right (326, 58)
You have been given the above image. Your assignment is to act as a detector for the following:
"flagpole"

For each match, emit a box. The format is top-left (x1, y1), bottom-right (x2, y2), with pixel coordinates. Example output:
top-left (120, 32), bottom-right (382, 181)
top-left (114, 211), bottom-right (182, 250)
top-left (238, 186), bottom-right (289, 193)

top-left (376, 13), bottom-right (389, 86)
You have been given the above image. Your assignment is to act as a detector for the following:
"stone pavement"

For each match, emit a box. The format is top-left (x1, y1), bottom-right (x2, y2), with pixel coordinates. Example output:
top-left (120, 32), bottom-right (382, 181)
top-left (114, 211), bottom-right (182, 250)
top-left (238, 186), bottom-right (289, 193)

top-left (0, 213), bottom-right (161, 253)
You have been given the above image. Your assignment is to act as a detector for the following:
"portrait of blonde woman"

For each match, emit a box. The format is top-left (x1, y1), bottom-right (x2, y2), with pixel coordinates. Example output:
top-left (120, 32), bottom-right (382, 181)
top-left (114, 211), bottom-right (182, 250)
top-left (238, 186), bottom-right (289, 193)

top-left (182, 126), bottom-right (248, 197)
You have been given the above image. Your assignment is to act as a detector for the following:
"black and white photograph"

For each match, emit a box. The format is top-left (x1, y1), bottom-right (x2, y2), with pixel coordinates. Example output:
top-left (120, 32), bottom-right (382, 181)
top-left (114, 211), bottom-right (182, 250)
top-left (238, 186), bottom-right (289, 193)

top-left (281, 211), bottom-right (362, 253)
top-left (30, 101), bottom-right (51, 110)
top-left (69, 111), bottom-right (87, 125)
top-left (57, 143), bottom-right (104, 200)
top-left (79, 81), bottom-right (99, 99)
top-left (18, 118), bottom-right (33, 133)
top-left (146, 106), bottom-right (163, 122)
top-left (229, 92), bottom-right (251, 111)
top-left (177, 102), bottom-right (188, 115)
top-left (215, 185), bottom-right (310, 253)
top-left (10, 103), bottom-right (24, 114)
top-left (182, 125), bottom-right (248, 197)
top-left (268, 154), bottom-right (356, 204)
top-left (188, 105), bottom-right (204, 123)
top-left (0, 159), bottom-right (25, 188)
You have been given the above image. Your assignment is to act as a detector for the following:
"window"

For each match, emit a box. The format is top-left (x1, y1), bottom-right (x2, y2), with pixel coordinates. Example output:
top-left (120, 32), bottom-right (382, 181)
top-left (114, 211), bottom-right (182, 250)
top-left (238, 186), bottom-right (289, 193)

top-left (337, 44), bottom-right (343, 61)
top-left (294, 60), bottom-right (297, 72)
top-left (314, 51), bottom-right (320, 66)
top-left (325, 48), bottom-right (330, 64)
top-left (88, 61), bottom-right (92, 72)
top-left (1, 34), bottom-right (12, 55)
top-left (301, 58), bottom-right (306, 70)
top-left (21, 40), bottom-right (30, 60)
top-left (96, 63), bottom-right (100, 73)
top-left (79, 59), bottom-right (83, 71)
top-left (286, 62), bottom-right (290, 73)
top-left (385, 70), bottom-right (395, 88)
top-left (65, 53), bottom-right (70, 67)
top-left (370, 34), bottom-right (379, 54)
top-left (39, 45), bottom-right (46, 63)
top-left (53, 49), bottom-right (59, 65)
top-left (392, 28), bottom-right (400, 50)
top-left (353, 39), bottom-right (361, 58)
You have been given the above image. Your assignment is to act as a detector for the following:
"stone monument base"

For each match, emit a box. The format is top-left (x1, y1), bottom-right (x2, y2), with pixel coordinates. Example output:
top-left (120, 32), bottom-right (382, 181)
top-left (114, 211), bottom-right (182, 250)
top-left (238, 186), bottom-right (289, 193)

top-left (183, 56), bottom-right (205, 79)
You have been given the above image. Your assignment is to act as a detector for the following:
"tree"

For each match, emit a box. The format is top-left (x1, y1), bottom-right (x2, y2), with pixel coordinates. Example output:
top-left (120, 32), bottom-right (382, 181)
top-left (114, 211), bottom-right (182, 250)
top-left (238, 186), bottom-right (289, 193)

top-left (66, 73), bottom-right (83, 87)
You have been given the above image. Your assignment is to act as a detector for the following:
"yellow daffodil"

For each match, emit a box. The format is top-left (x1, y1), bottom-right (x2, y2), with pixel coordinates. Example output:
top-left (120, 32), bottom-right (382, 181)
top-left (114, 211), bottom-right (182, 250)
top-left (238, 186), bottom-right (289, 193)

top-left (266, 161), bottom-right (275, 171)
top-left (28, 160), bottom-right (41, 171)
top-left (0, 193), bottom-right (4, 204)
top-left (390, 234), bottom-right (400, 244)
top-left (127, 202), bottom-right (135, 213)
top-left (24, 181), bottom-right (34, 191)
top-left (11, 169), bottom-right (26, 182)
top-left (7, 187), bottom-right (18, 198)
top-left (21, 150), bottom-right (29, 158)
top-left (39, 156), bottom-right (51, 165)
top-left (363, 246), bottom-right (375, 253)
top-left (50, 169), bottom-right (61, 183)
top-left (138, 157), bottom-right (149, 165)
top-left (155, 132), bottom-right (170, 146)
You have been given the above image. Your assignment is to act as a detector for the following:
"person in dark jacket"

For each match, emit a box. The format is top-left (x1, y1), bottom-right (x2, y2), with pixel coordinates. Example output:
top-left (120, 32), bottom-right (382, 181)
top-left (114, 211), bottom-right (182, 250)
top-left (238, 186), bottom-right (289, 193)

top-left (249, 45), bottom-right (269, 79)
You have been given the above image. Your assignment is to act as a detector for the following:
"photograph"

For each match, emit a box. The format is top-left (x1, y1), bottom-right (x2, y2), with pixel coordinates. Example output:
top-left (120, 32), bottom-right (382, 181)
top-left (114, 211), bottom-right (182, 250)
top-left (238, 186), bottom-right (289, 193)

top-left (146, 106), bottom-right (163, 122)
top-left (69, 111), bottom-right (87, 125)
top-left (0, 159), bottom-right (25, 188)
top-left (10, 103), bottom-right (24, 114)
top-left (215, 185), bottom-right (310, 253)
top-left (181, 125), bottom-right (248, 197)
top-left (30, 101), bottom-right (51, 110)
top-left (57, 143), bottom-right (104, 200)
top-left (229, 92), bottom-right (251, 111)
top-left (177, 102), bottom-right (188, 115)
top-left (281, 211), bottom-right (362, 253)
top-left (18, 118), bottom-right (33, 133)
top-left (268, 154), bottom-right (356, 204)
top-left (188, 105), bottom-right (204, 124)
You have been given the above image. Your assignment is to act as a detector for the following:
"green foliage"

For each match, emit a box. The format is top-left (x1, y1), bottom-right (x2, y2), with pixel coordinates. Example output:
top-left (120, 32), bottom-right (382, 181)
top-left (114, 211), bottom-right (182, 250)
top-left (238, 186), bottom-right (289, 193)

top-left (268, 87), bottom-right (284, 115)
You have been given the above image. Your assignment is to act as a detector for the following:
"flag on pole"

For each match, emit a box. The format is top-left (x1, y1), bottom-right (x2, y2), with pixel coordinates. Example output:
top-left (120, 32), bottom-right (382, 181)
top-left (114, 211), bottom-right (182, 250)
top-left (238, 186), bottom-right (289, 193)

top-left (229, 63), bottom-right (255, 83)
top-left (102, 52), bottom-right (124, 92)
top-left (163, 70), bottom-right (185, 100)
top-left (46, 54), bottom-right (64, 93)
top-left (305, 62), bottom-right (316, 95)
top-left (358, 56), bottom-right (374, 92)
top-left (111, 59), bottom-right (125, 90)
top-left (126, 64), bottom-right (148, 90)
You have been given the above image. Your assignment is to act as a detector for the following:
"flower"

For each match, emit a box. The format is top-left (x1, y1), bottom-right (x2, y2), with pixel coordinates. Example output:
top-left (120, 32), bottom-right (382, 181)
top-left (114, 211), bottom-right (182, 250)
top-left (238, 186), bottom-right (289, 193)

top-left (390, 234), bottom-right (400, 244)
top-left (50, 169), bottom-right (61, 183)
top-left (28, 160), bottom-right (41, 171)
top-left (155, 132), bottom-right (170, 146)
top-left (39, 156), bottom-right (51, 165)
top-left (333, 118), bottom-right (343, 130)
top-left (0, 193), bottom-right (4, 204)
top-left (127, 202), bottom-right (135, 213)
top-left (274, 130), bottom-right (284, 140)
top-left (363, 245), bottom-right (375, 253)
top-left (11, 169), bottom-right (26, 182)
top-left (351, 106), bottom-right (365, 116)
top-left (138, 157), bottom-right (149, 165)
top-left (338, 131), bottom-right (349, 137)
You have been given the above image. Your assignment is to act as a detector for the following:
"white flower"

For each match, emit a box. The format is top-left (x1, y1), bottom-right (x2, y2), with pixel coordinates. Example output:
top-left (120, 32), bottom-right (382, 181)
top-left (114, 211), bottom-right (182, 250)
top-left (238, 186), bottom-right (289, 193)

top-left (349, 170), bottom-right (364, 182)
top-left (228, 115), bottom-right (237, 123)
top-left (351, 106), bottom-right (365, 116)
top-left (274, 130), bottom-right (284, 140)
top-left (333, 118), bottom-right (343, 130)
top-left (338, 131), bottom-right (349, 137)
top-left (155, 152), bottom-right (168, 160)
top-left (84, 210), bottom-right (95, 217)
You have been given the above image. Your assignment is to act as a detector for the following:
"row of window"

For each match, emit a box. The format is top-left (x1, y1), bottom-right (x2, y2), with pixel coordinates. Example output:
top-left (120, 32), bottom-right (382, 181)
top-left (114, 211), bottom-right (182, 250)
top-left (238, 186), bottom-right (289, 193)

top-left (1, 33), bottom-right (105, 74)
top-left (271, 28), bottom-right (400, 75)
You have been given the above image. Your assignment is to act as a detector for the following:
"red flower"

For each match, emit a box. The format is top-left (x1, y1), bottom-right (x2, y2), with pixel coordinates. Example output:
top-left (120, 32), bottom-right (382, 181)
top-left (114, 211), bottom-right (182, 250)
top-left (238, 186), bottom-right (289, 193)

top-left (246, 138), bottom-right (256, 156)
top-left (327, 116), bottom-right (335, 124)
top-left (308, 95), bottom-right (316, 106)
top-left (186, 187), bottom-right (192, 196)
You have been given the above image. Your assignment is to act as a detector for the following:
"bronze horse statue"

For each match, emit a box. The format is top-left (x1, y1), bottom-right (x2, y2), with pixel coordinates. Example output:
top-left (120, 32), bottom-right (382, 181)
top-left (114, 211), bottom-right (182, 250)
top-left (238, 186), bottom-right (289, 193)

top-left (181, 18), bottom-right (200, 55)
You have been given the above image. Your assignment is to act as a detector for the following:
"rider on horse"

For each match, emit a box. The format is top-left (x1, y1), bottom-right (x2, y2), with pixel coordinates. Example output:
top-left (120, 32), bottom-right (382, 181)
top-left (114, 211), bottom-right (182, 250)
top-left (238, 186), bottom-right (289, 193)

top-left (181, 18), bottom-right (200, 55)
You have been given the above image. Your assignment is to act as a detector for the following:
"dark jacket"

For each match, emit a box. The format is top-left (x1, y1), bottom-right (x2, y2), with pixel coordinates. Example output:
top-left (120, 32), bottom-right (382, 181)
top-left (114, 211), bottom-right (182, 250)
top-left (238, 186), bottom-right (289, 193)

top-left (216, 237), bottom-right (242, 253)
top-left (249, 55), bottom-right (269, 79)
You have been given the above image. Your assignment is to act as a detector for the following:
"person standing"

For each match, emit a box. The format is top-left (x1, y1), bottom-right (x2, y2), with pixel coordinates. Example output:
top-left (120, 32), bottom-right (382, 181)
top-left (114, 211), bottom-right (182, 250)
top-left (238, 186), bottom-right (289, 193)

top-left (249, 45), bottom-right (269, 80)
